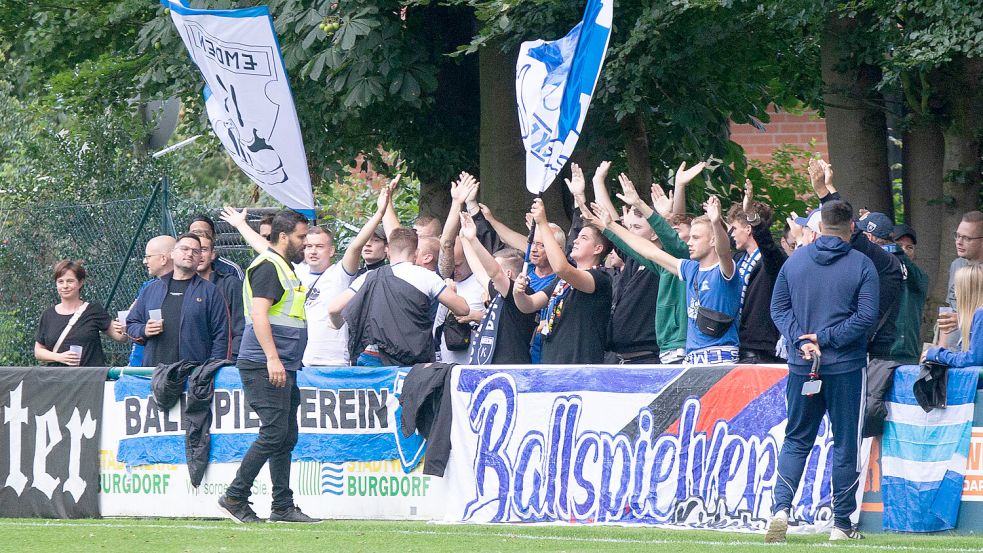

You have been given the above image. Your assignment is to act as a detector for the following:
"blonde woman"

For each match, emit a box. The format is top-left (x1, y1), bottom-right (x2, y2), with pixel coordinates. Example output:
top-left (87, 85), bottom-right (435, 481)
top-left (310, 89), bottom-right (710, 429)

top-left (925, 264), bottom-right (983, 367)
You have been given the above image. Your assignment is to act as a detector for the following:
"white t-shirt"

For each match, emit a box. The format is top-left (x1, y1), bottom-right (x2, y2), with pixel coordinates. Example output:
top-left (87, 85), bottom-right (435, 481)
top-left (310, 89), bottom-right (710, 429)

top-left (349, 261), bottom-right (447, 299)
top-left (434, 274), bottom-right (486, 364)
top-left (296, 262), bottom-right (356, 367)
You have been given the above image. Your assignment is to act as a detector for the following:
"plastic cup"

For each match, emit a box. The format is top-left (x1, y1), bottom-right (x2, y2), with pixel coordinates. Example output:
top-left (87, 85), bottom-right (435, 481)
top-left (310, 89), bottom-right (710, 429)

top-left (117, 310), bottom-right (129, 326)
top-left (148, 309), bottom-right (162, 321)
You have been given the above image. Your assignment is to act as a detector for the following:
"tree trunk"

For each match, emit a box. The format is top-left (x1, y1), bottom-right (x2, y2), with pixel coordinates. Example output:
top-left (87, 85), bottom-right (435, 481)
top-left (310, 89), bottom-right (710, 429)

top-left (621, 112), bottom-right (652, 190)
top-left (821, 15), bottom-right (893, 213)
top-left (934, 57), bottom-right (983, 300)
top-left (903, 117), bottom-right (945, 338)
top-left (478, 40), bottom-right (568, 231)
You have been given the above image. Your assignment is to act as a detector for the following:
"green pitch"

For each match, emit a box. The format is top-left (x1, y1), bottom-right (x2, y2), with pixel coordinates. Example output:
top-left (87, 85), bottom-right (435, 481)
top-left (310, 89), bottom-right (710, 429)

top-left (1, 519), bottom-right (980, 553)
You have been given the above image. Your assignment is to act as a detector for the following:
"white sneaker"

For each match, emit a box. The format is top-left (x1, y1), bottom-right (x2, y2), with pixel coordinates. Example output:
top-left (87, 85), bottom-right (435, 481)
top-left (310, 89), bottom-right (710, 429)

top-left (830, 526), bottom-right (865, 540)
top-left (765, 510), bottom-right (789, 543)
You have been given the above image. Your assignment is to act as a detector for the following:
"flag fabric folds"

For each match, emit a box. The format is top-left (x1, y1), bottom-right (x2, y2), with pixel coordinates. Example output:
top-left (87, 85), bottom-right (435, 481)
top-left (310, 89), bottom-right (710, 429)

top-left (163, 0), bottom-right (315, 216)
top-left (516, 0), bottom-right (613, 194)
top-left (881, 366), bottom-right (978, 532)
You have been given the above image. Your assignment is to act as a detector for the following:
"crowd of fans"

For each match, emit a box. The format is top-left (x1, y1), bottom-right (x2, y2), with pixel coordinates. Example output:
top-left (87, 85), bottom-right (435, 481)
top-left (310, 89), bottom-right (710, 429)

top-left (32, 156), bottom-right (983, 536)
top-left (36, 156), bottom-right (983, 374)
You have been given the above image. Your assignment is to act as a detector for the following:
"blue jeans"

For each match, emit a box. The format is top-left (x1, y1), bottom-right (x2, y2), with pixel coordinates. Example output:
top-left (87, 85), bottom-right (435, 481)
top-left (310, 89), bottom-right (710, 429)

top-left (226, 368), bottom-right (300, 511)
top-left (773, 368), bottom-right (865, 530)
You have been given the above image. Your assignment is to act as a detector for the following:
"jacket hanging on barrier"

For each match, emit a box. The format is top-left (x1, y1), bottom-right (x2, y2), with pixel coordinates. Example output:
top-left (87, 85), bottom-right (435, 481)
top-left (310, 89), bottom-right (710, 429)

top-left (862, 358), bottom-right (902, 437)
top-left (398, 362), bottom-right (456, 477)
top-left (913, 360), bottom-right (949, 412)
top-left (151, 358), bottom-right (229, 486)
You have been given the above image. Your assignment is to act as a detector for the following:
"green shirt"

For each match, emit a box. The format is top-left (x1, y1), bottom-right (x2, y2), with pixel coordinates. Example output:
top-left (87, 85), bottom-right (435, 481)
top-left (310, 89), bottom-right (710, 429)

top-left (891, 253), bottom-right (929, 363)
top-left (603, 212), bottom-right (688, 351)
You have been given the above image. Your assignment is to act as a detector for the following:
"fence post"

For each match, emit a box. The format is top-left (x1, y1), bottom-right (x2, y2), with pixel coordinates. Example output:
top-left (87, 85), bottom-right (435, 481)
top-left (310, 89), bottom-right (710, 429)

top-left (103, 180), bottom-right (163, 310)
top-left (161, 175), bottom-right (176, 237)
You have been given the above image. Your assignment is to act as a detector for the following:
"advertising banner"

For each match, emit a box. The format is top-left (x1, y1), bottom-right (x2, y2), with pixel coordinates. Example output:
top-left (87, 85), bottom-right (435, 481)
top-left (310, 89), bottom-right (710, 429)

top-left (0, 367), bottom-right (105, 518)
top-left (111, 366), bottom-right (425, 470)
top-left (443, 365), bottom-right (854, 532)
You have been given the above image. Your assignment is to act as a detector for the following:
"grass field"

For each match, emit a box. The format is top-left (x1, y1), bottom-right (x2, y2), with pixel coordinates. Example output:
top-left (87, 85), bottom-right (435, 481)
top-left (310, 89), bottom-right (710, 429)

top-left (1, 519), bottom-right (981, 553)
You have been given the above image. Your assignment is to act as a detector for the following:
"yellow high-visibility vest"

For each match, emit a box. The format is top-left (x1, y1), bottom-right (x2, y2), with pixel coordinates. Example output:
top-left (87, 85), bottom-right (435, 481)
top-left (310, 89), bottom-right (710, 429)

top-left (243, 250), bottom-right (306, 328)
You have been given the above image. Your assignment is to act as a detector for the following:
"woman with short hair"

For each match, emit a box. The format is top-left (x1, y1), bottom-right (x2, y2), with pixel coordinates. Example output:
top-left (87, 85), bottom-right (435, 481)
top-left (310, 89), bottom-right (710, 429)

top-left (34, 260), bottom-right (127, 366)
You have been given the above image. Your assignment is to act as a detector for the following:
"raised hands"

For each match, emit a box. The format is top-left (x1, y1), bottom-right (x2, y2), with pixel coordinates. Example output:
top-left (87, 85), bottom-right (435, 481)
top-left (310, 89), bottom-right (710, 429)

top-left (675, 161), bottom-right (707, 188)
top-left (564, 162), bottom-right (587, 197)
top-left (616, 173), bottom-right (642, 207)
top-left (651, 183), bottom-right (674, 219)
top-left (786, 211), bottom-right (804, 244)
top-left (220, 206), bottom-right (248, 229)
top-left (704, 195), bottom-right (722, 224)
top-left (459, 212), bottom-right (477, 241)
top-left (742, 179), bottom-right (753, 213)
top-left (450, 172), bottom-right (479, 205)
top-left (530, 198), bottom-right (549, 225)
top-left (808, 158), bottom-right (834, 197)
top-left (588, 202), bottom-right (614, 228)
top-left (578, 202), bottom-right (604, 229)
top-left (592, 161), bottom-right (612, 188)
top-left (376, 174), bottom-right (400, 215)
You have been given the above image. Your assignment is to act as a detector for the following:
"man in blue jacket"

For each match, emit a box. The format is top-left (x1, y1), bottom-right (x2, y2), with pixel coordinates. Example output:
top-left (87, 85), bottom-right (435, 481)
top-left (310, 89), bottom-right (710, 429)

top-left (127, 233), bottom-right (231, 366)
top-left (767, 200), bottom-right (879, 543)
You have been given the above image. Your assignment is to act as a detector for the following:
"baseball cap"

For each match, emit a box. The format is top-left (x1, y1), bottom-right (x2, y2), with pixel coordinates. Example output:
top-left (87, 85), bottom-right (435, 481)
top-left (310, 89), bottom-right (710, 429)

top-left (794, 209), bottom-right (822, 233)
top-left (893, 223), bottom-right (917, 244)
top-left (863, 212), bottom-right (894, 240)
top-left (371, 227), bottom-right (388, 242)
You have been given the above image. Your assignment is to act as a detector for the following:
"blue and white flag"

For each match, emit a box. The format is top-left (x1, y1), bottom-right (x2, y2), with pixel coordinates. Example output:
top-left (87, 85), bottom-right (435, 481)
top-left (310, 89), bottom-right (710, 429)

top-left (881, 366), bottom-right (978, 532)
top-left (516, 0), bottom-right (613, 194)
top-left (164, 0), bottom-right (315, 216)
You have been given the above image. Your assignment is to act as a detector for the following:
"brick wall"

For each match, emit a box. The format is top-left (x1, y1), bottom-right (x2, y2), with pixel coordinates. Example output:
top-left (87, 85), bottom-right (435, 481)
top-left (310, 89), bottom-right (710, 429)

top-left (729, 109), bottom-right (828, 163)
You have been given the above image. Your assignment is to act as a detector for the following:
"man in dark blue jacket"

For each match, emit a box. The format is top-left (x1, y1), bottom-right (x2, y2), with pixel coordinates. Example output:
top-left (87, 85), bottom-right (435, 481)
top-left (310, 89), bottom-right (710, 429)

top-left (127, 233), bottom-right (231, 366)
top-left (767, 200), bottom-right (879, 543)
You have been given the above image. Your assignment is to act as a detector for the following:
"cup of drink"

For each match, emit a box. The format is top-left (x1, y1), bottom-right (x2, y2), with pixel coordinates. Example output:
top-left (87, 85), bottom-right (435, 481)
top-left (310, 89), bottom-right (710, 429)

top-left (148, 309), bottom-right (162, 321)
top-left (68, 345), bottom-right (83, 366)
top-left (117, 310), bottom-right (129, 326)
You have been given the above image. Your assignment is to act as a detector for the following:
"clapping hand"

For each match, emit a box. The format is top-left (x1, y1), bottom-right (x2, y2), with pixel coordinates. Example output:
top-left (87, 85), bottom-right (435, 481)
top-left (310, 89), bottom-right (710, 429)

top-left (459, 212), bottom-right (477, 240)
top-left (616, 173), bottom-right (642, 207)
top-left (651, 183), bottom-right (674, 219)
top-left (564, 163), bottom-right (587, 196)
top-left (704, 196), bottom-right (722, 224)
top-left (220, 206), bottom-right (248, 228)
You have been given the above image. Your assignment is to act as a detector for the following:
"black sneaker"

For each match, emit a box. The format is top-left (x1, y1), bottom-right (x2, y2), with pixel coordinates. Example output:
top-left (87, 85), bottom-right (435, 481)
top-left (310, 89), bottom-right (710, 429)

top-left (218, 495), bottom-right (263, 523)
top-left (269, 505), bottom-right (321, 523)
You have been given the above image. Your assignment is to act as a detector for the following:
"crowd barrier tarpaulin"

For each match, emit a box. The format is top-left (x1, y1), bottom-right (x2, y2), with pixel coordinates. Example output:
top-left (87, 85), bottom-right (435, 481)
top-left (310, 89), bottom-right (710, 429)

top-left (0, 367), bottom-right (105, 518)
top-left (111, 366), bottom-right (425, 469)
top-left (100, 365), bottom-right (445, 518)
top-left (443, 364), bottom-right (860, 532)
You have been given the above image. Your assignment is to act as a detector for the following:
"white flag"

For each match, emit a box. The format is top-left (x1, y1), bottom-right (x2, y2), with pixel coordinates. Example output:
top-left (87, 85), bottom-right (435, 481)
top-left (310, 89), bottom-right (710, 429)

top-left (516, 0), bottom-right (613, 194)
top-left (164, 0), bottom-right (315, 215)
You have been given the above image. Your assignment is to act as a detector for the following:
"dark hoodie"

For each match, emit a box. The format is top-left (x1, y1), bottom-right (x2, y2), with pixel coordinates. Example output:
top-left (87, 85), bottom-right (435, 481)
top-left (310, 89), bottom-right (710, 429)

top-left (770, 235), bottom-right (880, 375)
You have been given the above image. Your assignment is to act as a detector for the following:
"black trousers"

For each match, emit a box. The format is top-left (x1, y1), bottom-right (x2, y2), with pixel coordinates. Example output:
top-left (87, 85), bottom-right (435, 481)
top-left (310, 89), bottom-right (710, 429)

top-left (226, 368), bottom-right (300, 511)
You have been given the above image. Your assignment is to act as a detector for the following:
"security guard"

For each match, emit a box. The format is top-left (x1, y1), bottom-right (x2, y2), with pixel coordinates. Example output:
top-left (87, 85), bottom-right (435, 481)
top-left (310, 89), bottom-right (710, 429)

top-left (219, 209), bottom-right (319, 524)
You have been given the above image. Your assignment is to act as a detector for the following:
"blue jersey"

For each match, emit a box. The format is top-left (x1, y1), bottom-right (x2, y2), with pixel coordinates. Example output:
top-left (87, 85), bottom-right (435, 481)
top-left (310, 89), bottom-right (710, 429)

top-left (679, 260), bottom-right (742, 352)
top-left (527, 268), bottom-right (558, 364)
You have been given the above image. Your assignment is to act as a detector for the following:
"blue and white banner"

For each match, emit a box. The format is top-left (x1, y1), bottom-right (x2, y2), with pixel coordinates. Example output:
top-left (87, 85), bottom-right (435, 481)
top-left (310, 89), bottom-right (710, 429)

top-left (444, 365), bottom-right (856, 532)
top-left (516, 0), bottom-right (613, 194)
top-left (881, 366), bottom-right (979, 532)
top-left (112, 366), bottom-right (425, 472)
top-left (164, 0), bottom-right (315, 215)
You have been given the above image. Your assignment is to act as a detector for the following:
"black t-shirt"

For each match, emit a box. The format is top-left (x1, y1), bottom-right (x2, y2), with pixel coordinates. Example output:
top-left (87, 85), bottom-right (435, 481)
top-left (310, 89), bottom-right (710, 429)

top-left (609, 253), bottom-right (660, 354)
top-left (154, 278), bottom-right (191, 365)
top-left (489, 281), bottom-right (538, 365)
top-left (238, 258), bottom-right (288, 370)
top-left (35, 302), bottom-right (112, 367)
top-left (540, 268), bottom-right (613, 364)
top-left (248, 260), bottom-right (286, 301)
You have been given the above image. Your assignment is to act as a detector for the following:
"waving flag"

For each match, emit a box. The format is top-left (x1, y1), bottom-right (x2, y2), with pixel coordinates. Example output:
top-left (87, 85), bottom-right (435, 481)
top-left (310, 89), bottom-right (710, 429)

top-left (164, 0), bottom-right (315, 216)
top-left (516, 0), bottom-right (613, 194)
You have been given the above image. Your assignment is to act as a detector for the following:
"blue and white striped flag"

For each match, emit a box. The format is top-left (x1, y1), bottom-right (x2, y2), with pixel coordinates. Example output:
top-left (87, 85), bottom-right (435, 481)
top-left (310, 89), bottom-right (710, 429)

top-left (163, 0), bottom-right (315, 217)
top-left (516, 0), bottom-right (613, 194)
top-left (881, 366), bottom-right (978, 532)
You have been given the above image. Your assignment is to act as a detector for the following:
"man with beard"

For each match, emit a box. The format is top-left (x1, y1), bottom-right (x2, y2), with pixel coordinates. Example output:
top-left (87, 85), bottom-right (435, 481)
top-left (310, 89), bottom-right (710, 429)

top-left (219, 209), bottom-right (317, 524)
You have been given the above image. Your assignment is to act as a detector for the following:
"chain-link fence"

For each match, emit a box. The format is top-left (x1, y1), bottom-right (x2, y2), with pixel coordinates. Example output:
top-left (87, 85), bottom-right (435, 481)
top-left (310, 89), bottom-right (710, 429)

top-left (0, 186), bottom-right (276, 366)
